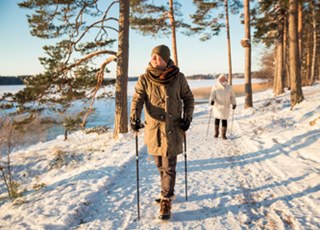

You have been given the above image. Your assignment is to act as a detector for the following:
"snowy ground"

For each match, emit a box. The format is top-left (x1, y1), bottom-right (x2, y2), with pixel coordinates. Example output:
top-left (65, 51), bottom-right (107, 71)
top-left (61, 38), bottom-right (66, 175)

top-left (0, 83), bottom-right (319, 229)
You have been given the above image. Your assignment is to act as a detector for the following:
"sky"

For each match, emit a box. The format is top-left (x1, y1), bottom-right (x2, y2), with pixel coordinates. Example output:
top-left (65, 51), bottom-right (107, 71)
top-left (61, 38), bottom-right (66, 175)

top-left (0, 0), bottom-right (266, 77)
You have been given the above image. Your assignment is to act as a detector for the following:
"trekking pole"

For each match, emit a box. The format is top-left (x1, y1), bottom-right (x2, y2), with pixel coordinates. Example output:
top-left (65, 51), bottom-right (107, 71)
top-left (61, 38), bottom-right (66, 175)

top-left (206, 107), bottom-right (213, 140)
top-left (230, 109), bottom-right (235, 137)
top-left (135, 131), bottom-right (140, 220)
top-left (184, 132), bottom-right (188, 201)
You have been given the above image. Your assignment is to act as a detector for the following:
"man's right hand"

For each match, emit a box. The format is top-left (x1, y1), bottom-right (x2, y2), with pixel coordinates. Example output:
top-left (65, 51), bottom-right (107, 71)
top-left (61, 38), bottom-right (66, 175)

top-left (131, 119), bottom-right (143, 131)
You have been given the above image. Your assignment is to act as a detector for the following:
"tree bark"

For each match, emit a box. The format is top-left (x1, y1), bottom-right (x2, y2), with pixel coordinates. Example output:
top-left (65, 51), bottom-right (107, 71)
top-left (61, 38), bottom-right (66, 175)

top-left (310, 0), bottom-right (317, 85)
top-left (273, 10), bottom-right (285, 95)
top-left (113, 0), bottom-right (130, 138)
top-left (298, 2), bottom-right (303, 59)
top-left (168, 0), bottom-right (178, 66)
top-left (225, 0), bottom-right (233, 85)
top-left (289, 0), bottom-right (304, 107)
top-left (305, 26), bottom-right (312, 85)
top-left (244, 0), bottom-right (252, 108)
top-left (284, 15), bottom-right (290, 89)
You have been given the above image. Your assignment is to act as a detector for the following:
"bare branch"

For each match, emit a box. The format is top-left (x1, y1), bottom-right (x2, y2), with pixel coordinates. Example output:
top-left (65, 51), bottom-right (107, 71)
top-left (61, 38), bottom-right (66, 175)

top-left (81, 56), bottom-right (117, 127)
top-left (65, 50), bottom-right (117, 71)
top-left (73, 17), bottom-right (118, 47)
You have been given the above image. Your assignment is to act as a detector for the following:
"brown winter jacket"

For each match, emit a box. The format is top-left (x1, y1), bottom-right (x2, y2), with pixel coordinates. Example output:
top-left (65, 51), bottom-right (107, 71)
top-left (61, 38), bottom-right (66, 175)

top-left (130, 61), bottom-right (194, 157)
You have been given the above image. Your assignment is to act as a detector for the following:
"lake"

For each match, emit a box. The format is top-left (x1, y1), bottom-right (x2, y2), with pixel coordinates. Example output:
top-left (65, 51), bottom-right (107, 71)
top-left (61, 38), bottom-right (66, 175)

top-left (0, 78), bottom-right (263, 143)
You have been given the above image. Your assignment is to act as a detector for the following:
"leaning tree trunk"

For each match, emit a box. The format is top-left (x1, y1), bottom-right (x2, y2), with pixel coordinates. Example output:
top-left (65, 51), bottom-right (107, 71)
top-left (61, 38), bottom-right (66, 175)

top-left (243, 0), bottom-right (252, 108)
top-left (274, 12), bottom-right (285, 95)
top-left (310, 0), bottom-right (317, 85)
top-left (289, 0), bottom-right (304, 107)
top-left (168, 0), bottom-right (178, 66)
top-left (113, 0), bottom-right (130, 138)
top-left (224, 0), bottom-right (233, 85)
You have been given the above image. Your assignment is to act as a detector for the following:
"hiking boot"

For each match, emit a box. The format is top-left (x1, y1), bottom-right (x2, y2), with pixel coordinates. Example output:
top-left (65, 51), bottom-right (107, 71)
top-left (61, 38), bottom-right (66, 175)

top-left (222, 127), bottom-right (227, 140)
top-left (214, 125), bottom-right (219, 138)
top-left (155, 194), bottom-right (176, 204)
top-left (159, 198), bottom-right (172, 220)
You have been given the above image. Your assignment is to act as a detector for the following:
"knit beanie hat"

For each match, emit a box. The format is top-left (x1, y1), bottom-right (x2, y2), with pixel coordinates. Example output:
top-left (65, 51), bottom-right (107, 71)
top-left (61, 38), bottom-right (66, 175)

top-left (151, 45), bottom-right (170, 63)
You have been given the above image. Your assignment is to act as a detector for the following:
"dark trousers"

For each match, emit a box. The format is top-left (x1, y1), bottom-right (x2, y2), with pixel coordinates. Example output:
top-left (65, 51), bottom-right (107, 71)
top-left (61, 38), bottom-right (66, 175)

top-left (215, 118), bottom-right (227, 127)
top-left (154, 155), bottom-right (177, 198)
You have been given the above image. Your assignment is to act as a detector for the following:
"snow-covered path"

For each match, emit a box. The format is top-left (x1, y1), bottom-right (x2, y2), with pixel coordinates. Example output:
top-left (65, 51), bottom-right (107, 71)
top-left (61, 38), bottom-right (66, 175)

top-left (1, 85), bottom-right (320, 229)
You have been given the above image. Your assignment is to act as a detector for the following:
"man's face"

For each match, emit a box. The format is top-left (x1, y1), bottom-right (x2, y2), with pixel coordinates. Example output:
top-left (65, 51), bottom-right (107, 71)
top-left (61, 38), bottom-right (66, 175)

top-left (150, 54), bottom-right (167, 70)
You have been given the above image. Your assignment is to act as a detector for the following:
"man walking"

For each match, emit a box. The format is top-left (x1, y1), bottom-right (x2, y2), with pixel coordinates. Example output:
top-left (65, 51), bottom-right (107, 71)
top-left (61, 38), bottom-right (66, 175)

top-left (130, 44), bottom-right (194, 220)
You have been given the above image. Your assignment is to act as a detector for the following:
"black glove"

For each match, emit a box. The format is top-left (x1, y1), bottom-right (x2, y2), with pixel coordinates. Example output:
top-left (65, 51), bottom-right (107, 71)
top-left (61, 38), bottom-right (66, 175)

top-left (131, 119), bottom-right (143, 131)
top-left (210, 100), bottom-right (214, 106)
top-left (180, 118), bottom-right (191, 132)
top-left (232, 104), bottom-right (236, 110)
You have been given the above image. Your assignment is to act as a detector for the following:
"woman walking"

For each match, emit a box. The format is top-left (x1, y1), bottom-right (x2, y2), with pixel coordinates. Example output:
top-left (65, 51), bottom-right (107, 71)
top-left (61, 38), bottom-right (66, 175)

top-left (209, 74), bottom-right (237, 139)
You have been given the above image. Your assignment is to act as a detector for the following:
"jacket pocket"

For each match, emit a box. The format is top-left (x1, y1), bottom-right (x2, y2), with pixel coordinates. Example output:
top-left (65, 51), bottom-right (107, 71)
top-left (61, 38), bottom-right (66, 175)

top-left (173, 121), bottom-right (184, 146)
top-left (144, 121), bottom-right (161, 147)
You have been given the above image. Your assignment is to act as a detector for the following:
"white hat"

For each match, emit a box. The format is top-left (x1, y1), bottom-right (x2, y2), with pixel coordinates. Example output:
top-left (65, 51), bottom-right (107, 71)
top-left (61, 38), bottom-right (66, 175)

top-left (218, 74), bottom-right (227, 81)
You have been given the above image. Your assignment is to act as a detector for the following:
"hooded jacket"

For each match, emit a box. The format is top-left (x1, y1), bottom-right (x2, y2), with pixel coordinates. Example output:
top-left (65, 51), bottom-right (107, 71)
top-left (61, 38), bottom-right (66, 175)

top-left (131, 60), bottom-right (194, 157)
top-left (209, 75), bottom-right (237, 120)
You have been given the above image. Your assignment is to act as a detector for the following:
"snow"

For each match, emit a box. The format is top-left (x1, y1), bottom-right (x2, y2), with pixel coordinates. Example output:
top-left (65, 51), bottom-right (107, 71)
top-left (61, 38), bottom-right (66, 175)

top-left (1, 83), bottom-right (320, 229)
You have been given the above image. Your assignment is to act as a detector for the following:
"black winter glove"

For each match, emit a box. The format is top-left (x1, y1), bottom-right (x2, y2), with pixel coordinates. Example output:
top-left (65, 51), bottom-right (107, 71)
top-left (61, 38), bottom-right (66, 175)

top-left (210, 100), bottom-right (214, 106)
top-left (180, 118), bottom-right (191, 132)
top-left (131, 119), bottom-right (143, 131)
top-left (232, 104), bottom-right (236, 110)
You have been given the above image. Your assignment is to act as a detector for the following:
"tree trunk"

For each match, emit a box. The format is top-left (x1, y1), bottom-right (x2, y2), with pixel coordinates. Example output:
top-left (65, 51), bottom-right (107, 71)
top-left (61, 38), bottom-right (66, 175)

top-left (274, 41), bottom-right (285, 95)
top-left (310, 0), bottom-right (317, 85)
top-left (284, 16), bottom-right (290, 89)
top-left (289, 0), bottom-right (304, 107)
top-left (305, 27), bottom-right (312, 85)
top-left (224, 0), bottom-right (233, 85)
top-left (298, 2), bottom-right (303, 59)
top-left (113, 0), bottom-right (130, 138)
top-left (168, 0), bottom-right (178, 66)
top-left (273, 11), bottom-right (285, 95)
top-left (244, 0), bottom-right (252, 108)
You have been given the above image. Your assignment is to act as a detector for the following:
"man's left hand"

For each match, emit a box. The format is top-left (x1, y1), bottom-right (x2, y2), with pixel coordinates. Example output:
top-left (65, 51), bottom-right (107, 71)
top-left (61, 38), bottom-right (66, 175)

top-left (180, 118), bottom-right (191, 132)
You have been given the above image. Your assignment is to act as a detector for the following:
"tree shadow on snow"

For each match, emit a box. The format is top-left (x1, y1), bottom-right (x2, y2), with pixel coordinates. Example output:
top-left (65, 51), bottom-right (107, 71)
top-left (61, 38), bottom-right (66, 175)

top-left (177, 129), bottom-right (320, 174)
top-left (60, 144), bottom-right (159, 228)
top-left (171, 176), bottom-right (320, 222)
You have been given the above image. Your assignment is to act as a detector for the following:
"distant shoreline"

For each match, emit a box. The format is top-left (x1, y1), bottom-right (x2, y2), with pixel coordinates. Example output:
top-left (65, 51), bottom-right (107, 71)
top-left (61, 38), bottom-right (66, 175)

top-left (192, 81), bottom-right (272, 99)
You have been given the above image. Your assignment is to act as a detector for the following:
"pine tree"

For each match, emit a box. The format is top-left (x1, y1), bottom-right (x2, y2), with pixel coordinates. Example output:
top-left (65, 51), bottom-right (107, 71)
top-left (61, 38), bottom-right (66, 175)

top-left (130, 0), bottom-right (190, 66)
top-left (190, 0), bottom-right (243, 85)
top-left (288, 0), bottom-right (304, 107)
top-left (243, 0), bottom-right (252, 108)
top-left (15, 0), bottom-right (129, 136)
top-left (114, 0), bottom-right (130, 138)
top-left (308, 0), bottom-right (320, 85)
top-left (251, 0), bottom-right (288, 96)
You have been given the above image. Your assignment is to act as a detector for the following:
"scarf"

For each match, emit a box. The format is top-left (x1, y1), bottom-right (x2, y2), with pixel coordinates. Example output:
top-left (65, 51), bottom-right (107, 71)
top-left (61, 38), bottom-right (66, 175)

top-left (146, 60), bottom-right (179, 85)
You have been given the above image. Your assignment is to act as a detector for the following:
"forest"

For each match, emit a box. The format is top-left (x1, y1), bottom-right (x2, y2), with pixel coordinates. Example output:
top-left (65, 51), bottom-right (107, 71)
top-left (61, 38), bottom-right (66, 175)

top-left (0, 76), bottom-right (27, 85)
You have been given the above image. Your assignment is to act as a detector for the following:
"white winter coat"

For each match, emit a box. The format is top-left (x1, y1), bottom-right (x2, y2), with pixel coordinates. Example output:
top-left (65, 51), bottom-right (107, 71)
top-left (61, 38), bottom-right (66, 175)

top-left (209, 81), bottom-right (237, 120)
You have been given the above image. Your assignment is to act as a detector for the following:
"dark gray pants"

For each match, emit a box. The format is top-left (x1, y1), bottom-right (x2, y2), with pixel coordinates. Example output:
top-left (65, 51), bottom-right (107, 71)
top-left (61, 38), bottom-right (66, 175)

top-left (154, 155), bottom-right (177, 198)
